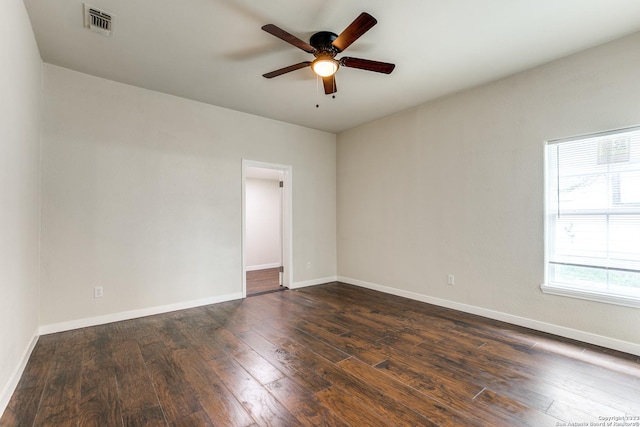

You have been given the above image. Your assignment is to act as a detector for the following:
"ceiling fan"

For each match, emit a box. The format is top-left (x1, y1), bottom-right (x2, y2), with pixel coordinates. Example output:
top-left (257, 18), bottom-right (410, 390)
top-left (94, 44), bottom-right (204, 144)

top-left (261, 12), bottom-right (395, 95)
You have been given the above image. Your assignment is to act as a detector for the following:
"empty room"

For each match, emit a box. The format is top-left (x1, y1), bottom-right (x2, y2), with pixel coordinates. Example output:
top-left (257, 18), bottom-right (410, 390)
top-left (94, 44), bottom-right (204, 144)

top-left (2, 0), bottom-right (640, 425)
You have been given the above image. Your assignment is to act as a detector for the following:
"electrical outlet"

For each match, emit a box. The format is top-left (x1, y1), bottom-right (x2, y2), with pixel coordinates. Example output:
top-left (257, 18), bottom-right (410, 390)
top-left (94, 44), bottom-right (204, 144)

top-left (447, 275), bottom-right (455, 286)
top-left (306, 261), bottom-right (312, 270)
top-left (94, 286), bottom-right (103, 298)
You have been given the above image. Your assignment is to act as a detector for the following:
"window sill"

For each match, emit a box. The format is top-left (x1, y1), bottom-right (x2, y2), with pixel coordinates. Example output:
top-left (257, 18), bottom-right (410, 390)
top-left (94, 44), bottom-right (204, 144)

top-left (540, 283), bottom-right (640, 309)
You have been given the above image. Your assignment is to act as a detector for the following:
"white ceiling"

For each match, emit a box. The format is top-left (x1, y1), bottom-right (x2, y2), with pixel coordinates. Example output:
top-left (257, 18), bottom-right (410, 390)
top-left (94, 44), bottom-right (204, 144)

top-left (23, 0), bottom-right (640, 134)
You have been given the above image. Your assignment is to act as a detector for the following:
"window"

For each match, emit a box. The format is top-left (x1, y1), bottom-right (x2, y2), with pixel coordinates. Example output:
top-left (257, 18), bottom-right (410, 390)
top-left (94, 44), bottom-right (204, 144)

top-left (542, 126), bottom-right (640, 308)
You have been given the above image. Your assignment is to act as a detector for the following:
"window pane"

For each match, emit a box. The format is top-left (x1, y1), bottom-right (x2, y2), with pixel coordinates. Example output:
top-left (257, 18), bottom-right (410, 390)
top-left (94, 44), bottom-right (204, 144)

top-left (552, 265), bottom-right (640, 298)
top-left (609, 215), bottom-right (640, 268)
top-left (553, 264), bottom-right (607, 291)
top-left (558, 174), bottom-right (607, 211)
top-left (609, 270), bottom-right (640, 296)
top-left (552, 215), bottom-right (607, 262)
top-left (618, 170), bottom-right (640, 205)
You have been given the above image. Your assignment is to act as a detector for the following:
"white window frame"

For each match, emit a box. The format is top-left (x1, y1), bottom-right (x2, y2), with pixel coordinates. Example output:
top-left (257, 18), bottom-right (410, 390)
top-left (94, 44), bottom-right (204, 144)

top-left (541, 126), bottom-right (640, 309)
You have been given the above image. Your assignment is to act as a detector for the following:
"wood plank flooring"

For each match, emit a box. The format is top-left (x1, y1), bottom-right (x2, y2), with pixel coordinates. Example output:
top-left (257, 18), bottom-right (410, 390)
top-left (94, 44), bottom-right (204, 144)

top-left (246, 268), bottom-right (283, 296)
top-left (2, 282), bottom-right (640, 426)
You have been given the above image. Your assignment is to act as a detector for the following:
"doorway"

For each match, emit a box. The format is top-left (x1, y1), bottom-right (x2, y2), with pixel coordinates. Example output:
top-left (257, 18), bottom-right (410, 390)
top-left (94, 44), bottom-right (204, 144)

top-left (242, 160), bottom-right (292, 297)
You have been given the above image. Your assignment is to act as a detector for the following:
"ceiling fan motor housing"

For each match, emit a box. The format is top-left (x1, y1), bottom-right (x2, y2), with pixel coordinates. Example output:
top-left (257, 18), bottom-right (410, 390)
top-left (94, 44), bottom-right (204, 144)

top-left (310, 31), bottom-right (339, 57)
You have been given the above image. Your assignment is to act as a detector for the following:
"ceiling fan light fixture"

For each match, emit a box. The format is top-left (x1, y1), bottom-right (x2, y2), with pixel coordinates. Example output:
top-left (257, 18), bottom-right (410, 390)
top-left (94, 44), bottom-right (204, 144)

top-left (312, 57), bottom-right (338, 77)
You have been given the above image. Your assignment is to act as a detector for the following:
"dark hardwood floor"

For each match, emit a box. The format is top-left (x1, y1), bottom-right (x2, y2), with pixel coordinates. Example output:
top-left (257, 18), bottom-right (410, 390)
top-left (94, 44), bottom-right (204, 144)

top-left (2, 282), bottom-right (640, 426)
top-left (246, 268), bottom-right (283, 296)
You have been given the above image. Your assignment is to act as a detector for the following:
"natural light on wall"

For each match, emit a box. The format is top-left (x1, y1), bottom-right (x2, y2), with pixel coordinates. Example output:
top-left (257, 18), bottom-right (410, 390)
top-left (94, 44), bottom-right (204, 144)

top-left (542, 126), bottom-right (640, 308)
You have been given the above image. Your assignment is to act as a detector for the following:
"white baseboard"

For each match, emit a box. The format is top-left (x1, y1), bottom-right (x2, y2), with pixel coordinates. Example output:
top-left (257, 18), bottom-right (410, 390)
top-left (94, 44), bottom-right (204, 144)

top-left (338, 276), bottom-right (640, 357)
top-left (39, 292), bottom-right (243, 335)
top-left (246, 263), bottom-right (281, 272)
top-left (0, 331), bottom-right (39, 418)
top-left (290, 276), bottom-right (338, 290)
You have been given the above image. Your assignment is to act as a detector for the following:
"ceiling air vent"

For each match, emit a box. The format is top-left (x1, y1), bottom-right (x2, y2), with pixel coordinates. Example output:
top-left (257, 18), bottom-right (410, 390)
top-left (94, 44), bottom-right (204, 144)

top-left (84, 4), bottom-right (114, 37)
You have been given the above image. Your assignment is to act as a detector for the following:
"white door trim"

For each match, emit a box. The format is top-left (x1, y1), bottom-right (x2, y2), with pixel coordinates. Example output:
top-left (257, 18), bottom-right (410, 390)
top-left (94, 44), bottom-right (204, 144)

top-left (241, 159), bottom-right (293, 298)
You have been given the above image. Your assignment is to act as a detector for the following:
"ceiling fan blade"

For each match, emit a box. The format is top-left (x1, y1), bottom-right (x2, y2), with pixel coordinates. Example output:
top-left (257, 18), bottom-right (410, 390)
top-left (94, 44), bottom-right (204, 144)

top-left (263, 62), bottom-right (312, 78)
top-left (341, 57), bottom-right (395, 74)
top-left (332, 12), bottom-right (377, 52)
top-left (322, 76), bottom-right (337, 95)
top-left (262, 24), bottom-right (316, 53)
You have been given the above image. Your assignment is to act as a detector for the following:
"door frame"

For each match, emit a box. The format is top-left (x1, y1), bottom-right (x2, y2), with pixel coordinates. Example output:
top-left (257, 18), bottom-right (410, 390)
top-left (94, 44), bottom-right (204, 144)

top-left (241, 159), bottom-right (293, 298)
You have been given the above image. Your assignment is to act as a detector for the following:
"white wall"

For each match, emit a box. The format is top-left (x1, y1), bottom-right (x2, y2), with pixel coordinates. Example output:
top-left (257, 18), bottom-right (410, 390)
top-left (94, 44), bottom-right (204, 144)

top-left (246, 178), bottom-right (282, 270)
top-left (338, 31), bottom-right (640, 353)
top-left (0, 0), bottom-right (42, 414)
top-left (40, 64), bottom-right (336, 328)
